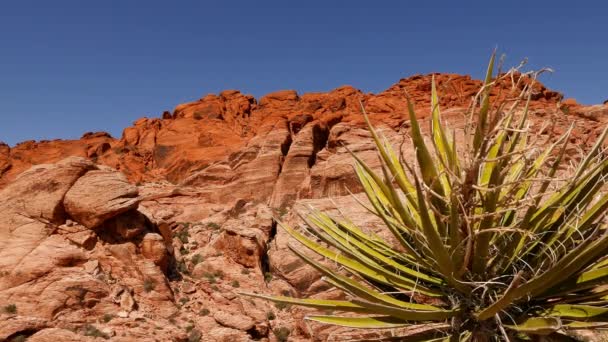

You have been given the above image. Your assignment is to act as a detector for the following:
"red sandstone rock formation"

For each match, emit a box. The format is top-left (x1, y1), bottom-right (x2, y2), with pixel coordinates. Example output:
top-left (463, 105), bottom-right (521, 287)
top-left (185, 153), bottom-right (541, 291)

top-left (1, 74), bottom-right (606, 341)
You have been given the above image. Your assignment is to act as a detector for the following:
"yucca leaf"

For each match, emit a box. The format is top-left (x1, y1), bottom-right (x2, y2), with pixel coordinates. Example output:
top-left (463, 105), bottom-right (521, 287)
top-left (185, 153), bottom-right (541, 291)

top-left (479, 231), bottom-right (605, 318)
top-left (240, 293), bottom-right (373, 313)
top-left (280, 220), bottom-right (439, 295)
top-left (493, 128), bottom-right (572, 272)
top-left (347, 324), bottom-right (451, 342)
top-left (431, 75), bottom-right (456, 174)
top-left (473, 50), bottom-right (496, 153)
top-left (288, 245), bottom-right (444, 308)
top-left (356, 107), bottom-right (418, 207)
top-left (305, 211), bottom-right (441, 284)
top-left (572, 125), bottom-right (608, 181)
top-left (305, 315), bottom-right (411, 329)
top-left (412, 176), bottom-right (469, 293)
top-left (504, 316), bottom-right (561, 335)
top-left (404, 94), bottom-right (442, 195)
top-left (544, 266), bottom-right (608, 297)
top-left (351, 299), bottom-right (458, 321)
top-left (545, 304), bottom-right (608, 319)
top-left (355, 164), bottom-right (430, 264)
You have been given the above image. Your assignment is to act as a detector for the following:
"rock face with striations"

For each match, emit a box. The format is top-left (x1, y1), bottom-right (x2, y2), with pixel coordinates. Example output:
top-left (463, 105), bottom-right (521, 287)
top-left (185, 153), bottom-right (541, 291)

top-left (1, 74), bottom-right (607, 341)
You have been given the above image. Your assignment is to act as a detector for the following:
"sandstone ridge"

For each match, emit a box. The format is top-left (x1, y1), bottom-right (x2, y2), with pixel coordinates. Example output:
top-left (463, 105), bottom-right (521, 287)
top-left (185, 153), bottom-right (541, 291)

top-left (1, 74), bottom-right (607, 341)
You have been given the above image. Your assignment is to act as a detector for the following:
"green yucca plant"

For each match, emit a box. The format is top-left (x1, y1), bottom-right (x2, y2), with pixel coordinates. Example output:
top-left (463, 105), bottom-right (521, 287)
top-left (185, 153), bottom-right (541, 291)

top-left (244, 54), bottom-right (608, 341)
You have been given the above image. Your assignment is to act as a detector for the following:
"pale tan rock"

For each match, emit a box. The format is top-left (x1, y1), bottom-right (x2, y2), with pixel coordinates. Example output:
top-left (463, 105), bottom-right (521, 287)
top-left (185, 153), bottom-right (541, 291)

top-left (28, 328), bottom-right (92, 342)
top-left (120, 289), bottom-right (136, 312)
top-left (140, 232), bottom-right (168, 271)
top-left (0, 157), bottom-right (94, 224)
top-left (207, 326), bottom-right (251, 342)
top-left (213, 310), bottom-right (255, 331)
top-left (270, 122), bottom-right (329, 208)
top-left (0, 316), bottom-right (48, 341)
top-left (63, 169), bottom-right (140, 228)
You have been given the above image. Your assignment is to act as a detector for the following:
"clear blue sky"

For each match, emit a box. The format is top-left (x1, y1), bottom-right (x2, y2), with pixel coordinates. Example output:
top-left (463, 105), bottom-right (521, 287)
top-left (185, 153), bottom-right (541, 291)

top-left (1, 1), bottom-right (606, 146)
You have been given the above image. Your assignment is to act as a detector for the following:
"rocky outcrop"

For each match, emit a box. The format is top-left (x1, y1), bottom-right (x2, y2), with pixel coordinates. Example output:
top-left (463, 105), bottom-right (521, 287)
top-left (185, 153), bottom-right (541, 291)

top-left (3, 73), bottom-right (600, 192)
top-left (1, 74), bottom-right (608, 341)
top-left (0, 158), bottom-right (176, 341)
top-left (64, 169), bottom-right (140, 228)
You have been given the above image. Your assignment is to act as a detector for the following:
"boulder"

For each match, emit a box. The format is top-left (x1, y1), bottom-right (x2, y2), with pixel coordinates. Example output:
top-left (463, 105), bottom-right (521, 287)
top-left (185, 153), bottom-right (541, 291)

top-left (64, 169), bottom-right (140, 228)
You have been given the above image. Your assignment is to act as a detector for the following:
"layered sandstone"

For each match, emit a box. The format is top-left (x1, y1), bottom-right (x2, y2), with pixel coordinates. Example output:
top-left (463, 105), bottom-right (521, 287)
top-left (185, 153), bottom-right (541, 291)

top-left (1, 74), bottom-right (606, 341)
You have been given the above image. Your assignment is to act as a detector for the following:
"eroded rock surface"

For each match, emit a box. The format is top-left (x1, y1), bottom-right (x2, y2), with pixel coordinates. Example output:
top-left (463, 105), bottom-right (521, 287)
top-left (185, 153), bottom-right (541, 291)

top-left (1, 74), bottom-right (607, 341)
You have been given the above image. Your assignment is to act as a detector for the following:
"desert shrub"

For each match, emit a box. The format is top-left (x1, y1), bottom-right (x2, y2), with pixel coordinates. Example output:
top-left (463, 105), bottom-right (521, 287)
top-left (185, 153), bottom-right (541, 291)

top-left (273, 327), bottom-right (290, 342)
top-left (175, 228), bottom-right (190, 244)
top-left (276, 207), bottom-right (288, 218)
top-left (203, 272), bottom-right (217, 283)
top-left (3, 304), bottom-right (16, 314)
top-left (231, 280), bottom-right (240, 288)
top-left (188, 328), bottom-right (202, 342)
top-left (143, 278), bottom-right (156, 292)
top-left (83, 324), bottom-right (109, 339)
top-left (274, 302), bottom-right (291, 311)
top-left (266, 311), bottom-right (276, 320)
top-left (207, 222), bottom-right (221, 230)
top-left (11, 335), bottom-right (26, 342)
top-left (241, 268), bottom-right (250, 275)
top-left (193, 112), bottom-right (203, 120)
top-left (179, 297), bottom-right (189, 305)
top-left (200, 308), bottom-right (210, 316)
top-left (102, 313), bottom-right (114, 323)
top-left (243, 54), bottom-right (608, 340)
top-left (264, 272), bottom-right (273, 282)
top-left (191, 254), bottom-right (204, 265)
top-left (176, 260), bottom-right (189, 275)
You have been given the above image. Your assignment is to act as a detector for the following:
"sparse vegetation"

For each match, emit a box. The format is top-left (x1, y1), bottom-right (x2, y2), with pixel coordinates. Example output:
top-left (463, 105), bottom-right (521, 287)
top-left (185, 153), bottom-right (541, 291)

top-left (231, 280), bottom-right (240, 288)
top-left (176, 260), bottom-right (189, 275)
top-left (207, 222), bottom-right (221, 230)
top-left (175, 227), bottom-right (190, 244)
top-left (273, 327), bottom-right (290, 342)
top-left (191, 254), bottom-right (203, 265)
top-left (193, 112), bottom-right (203, 120)
top-left (274, 302), bottom-right (291, 311)
top-left (211, 285), bottom-right (219, 291)
top-left (200, 308), bottom-right (210, 316)
top-left (187, 328), bottom-right (202, 342)
top-left (266, 311), bottom-right (276, 320)
top-left (277, 207), bottom-right (288, 218)
top-left (102, 313), bottom-right (114, 323)
top-left (264, 272), bottom-right (273, 282)
top-left (10, 335), bottom-right (26, 342)
top-left (3, 304), bottom-right (17, 314)
top-left (179, 297), bottom-right (189, 305)
top-left (244, 54), bottom-right (608, 340)
top-left (179, 246), bottom-right (189, 255)
top-left (241, 268), bottom-right (250, 275)
top-left (203, 272), bottom-right (217, 284)
top-left (83, 324), bottom-right (109, 339)
top-left (143, 278), bottom-right (156, 292)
